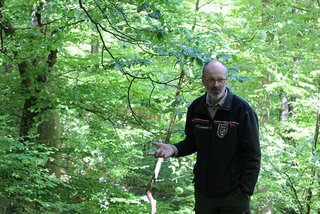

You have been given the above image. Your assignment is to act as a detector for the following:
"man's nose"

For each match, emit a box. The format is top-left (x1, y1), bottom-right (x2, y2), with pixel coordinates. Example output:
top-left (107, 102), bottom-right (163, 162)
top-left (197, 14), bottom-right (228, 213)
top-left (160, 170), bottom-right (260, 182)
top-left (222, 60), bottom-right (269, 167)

top-left (212, 80), bottom-right (219, 86)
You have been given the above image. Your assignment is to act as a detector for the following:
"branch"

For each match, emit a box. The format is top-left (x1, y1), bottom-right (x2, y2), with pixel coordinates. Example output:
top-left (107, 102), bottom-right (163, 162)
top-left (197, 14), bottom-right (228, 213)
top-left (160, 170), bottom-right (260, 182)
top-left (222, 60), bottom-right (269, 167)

top-left (148, 82), bottom-right (156, 108)
top-left (165, 68), bottom-right (185, 143)
top-left (106, 0), bottom-right (137, 30)
top-left (283, 171), bottom-right (305, 213)
top-left (50, 19), bottom-right (85, 35)
top-left (198, 0), bottom-right (215, 10)
top-left (313, 81), bottom-right (320, 150)
top-left (127, 77), bottom-right (158, 134)
top-left (35, 2), bottom-right (46, 33)
top-left (0, 0), bottom-right (3, 50)
top-left (268, 159), bottom-right (305, 213)
top-left (77, 104), bottom-right (120, 136)
top-left (80, 0), bottom-right (140, 48)
top-left (94, 1), bottom-right (142, 43)
top-left (79, 0), bottom-right (115, 60)
top-left (127, 73), bottom-right (180, 87)
top-left (146, 156), bottom-right (163, 214)
top-left (291, 5), bottom-right (310, 13)
top-left (136, 42), bottom-right (164, 57)
top-left (83, 0), bottom-right (162, 58)
top-left (0, 26), bottom-right (3, 51)
top-left (104, 0), bottom-right (159, 55)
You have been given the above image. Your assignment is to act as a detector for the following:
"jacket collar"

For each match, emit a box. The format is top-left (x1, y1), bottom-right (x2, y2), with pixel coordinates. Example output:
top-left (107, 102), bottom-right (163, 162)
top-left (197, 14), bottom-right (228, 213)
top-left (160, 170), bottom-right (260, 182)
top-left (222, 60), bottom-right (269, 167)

top-left (221, 87), bottom-right (233, 110)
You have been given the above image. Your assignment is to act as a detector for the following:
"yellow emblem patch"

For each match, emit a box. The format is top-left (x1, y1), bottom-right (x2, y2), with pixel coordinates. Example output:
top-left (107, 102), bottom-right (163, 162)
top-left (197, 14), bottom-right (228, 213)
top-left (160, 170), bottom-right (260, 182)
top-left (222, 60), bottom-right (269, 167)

top-left (217, 124), bottom-right (228, 138)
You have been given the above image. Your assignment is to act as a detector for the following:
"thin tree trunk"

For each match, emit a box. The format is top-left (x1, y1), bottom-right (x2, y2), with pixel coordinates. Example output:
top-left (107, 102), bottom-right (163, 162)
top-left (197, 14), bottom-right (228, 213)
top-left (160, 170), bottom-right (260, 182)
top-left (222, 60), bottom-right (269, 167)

top-left (191, 0), bottom-right (200, 31)
top-left (146, 67), bottom-right (185, 214)
top-left (91, 39), bottom-right (100, 69)
top-left (305, 80), bottom-right (320, 214)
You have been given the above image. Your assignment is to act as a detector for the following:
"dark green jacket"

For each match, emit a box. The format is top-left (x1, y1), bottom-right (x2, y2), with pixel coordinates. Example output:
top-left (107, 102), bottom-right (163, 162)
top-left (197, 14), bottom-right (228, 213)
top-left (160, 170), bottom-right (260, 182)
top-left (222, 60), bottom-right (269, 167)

top-left (174, 88), bottom-right (261, 197)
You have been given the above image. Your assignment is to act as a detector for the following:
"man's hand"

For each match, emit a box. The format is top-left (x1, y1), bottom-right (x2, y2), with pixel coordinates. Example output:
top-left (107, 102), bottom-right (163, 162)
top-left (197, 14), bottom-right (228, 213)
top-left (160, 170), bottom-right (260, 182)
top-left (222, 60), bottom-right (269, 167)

top-left (148, 141), bottom-right (175, 158)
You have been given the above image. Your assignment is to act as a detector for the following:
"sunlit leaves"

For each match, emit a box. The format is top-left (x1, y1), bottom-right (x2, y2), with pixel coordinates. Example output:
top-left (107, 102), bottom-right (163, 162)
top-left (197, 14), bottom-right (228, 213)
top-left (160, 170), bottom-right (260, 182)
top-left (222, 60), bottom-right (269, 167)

top-left (1, 0), bottom-right (320, 213)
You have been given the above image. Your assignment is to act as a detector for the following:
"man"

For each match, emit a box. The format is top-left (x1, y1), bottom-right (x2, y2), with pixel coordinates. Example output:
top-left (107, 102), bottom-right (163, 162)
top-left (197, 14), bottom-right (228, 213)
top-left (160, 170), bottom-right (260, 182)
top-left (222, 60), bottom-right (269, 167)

top-left (149, 60), bottom-right (261, 213)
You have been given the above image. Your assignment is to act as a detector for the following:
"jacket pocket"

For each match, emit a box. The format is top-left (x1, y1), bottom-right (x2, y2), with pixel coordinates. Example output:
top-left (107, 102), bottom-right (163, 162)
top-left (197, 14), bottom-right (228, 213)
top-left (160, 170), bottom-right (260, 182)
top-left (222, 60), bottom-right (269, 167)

top-left (232, 186), bottom-right (250, 201)
top-left (192, 118), bottom-right (212, 153)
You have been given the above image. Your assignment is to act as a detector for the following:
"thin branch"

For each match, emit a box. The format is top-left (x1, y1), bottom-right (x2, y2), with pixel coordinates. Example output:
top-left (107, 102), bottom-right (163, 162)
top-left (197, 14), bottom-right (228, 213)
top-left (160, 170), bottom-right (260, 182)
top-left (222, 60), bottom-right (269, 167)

top-left (127, 77), bottom-right (158, 134)
top-left (283, 171), bottom-right (305, 213)
top-left (146, 156), bottom-right (163, 214)
top-left (136, 42), bottom-right (164, 57)
top-left (85, 0), bottom-right (162, 57)
top-left (0, 26), bottom-right (3, 51)
top-left (123, 70), bottom-right (180, 87)
top-left (82, 0), bottom-right (139, 45)
top-left (35, 2), bottom-right (46, 33)
top-left (165, 68), bottom-right (185, 144)
top-left (305, 80), bottom-right (320, 213)
top-left (313, 81), bottom-right (320, 150)
top-left (0, 22), bottom-right (7, 29)
top-left (291, 5), bottom-right (310, 13)
top-left (148, 82), bottom-right (156, 108)
top-left (106, 0), bottom-right (138, 31)
top-left (268, 159), bottom-right (305, 212)
top-left (94, 1), bottom-right (141, 43)
top-left (78, 104), bottom-right (120, 137)
top-left (198, 0), bottom-right (215, 10)
top-left (79, 0), bottom-right (115, 60)
top-left (51, 19), bottom-right (85, 35)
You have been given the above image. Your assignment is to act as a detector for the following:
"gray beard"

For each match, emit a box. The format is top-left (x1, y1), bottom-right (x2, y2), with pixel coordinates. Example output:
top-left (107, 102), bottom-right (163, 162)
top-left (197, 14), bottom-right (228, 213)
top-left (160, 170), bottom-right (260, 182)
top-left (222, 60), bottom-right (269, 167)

top-left (208, 94), bottom-right (222, 105)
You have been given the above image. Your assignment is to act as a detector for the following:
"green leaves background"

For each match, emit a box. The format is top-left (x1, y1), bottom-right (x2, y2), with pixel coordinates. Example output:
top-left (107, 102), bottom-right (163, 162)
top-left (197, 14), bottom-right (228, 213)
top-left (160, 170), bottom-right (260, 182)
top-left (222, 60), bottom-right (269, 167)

top-left (0, 0), bottom-right (319, 213)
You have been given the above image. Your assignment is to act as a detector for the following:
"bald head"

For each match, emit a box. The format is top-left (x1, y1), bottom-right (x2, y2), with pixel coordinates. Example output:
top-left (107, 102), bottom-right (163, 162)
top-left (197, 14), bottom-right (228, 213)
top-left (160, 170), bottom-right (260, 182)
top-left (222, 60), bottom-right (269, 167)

top-left (202, 60), bottom-right (228, 78)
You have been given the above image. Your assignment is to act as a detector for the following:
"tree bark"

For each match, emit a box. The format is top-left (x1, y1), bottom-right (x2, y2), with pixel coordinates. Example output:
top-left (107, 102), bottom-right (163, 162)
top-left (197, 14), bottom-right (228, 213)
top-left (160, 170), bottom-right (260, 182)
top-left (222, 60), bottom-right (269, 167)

top-left (37, 111), bottom-right (61, 178)
top-left (19, 61), bottom-right (36, 141)
top-left (19, 50), bottom-right (57, 141)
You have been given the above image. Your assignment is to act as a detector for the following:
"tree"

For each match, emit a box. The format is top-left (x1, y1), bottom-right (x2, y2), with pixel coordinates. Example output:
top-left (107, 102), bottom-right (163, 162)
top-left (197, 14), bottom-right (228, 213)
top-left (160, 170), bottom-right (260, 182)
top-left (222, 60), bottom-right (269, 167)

top-left (226, 0), bottom-right (320, 212)
top-left (1, 0), bottom-right (319, 213)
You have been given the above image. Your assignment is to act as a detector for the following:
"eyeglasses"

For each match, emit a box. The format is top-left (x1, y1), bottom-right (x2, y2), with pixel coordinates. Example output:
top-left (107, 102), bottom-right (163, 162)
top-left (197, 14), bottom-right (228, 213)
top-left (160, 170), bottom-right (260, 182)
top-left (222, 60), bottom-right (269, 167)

top-left (204, 78), bottom-right (227, 84)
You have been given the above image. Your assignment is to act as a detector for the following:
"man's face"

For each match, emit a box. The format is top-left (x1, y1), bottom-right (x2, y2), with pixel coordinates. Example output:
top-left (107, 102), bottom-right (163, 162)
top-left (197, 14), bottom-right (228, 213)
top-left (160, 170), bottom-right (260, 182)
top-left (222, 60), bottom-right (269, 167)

top-left (202, 64), bottom-right (228, 103)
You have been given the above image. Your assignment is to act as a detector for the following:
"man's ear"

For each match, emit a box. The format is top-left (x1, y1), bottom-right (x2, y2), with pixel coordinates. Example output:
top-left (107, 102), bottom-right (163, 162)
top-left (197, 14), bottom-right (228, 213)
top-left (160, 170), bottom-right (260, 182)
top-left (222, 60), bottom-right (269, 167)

top-left (201, 76), bottom-right (205, 85)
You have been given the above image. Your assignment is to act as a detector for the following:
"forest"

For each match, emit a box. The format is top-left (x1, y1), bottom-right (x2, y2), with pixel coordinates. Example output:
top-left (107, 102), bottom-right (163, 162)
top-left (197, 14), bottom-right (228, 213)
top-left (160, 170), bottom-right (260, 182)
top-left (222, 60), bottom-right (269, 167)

top-left (0, 0), bottom-right (319, 213)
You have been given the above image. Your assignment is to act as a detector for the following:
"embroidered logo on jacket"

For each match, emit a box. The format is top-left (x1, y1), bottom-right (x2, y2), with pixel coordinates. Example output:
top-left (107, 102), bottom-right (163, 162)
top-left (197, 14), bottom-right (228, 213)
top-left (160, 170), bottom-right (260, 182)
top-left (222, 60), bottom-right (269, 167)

top-left (196, 124), bottom-right (211, 130)
top-left (217, 124), bottom-right (228, 138)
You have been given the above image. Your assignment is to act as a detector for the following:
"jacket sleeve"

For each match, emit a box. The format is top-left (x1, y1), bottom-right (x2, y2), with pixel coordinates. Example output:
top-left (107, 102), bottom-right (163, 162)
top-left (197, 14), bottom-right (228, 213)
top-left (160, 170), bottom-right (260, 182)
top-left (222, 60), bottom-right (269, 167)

top-left (239, 110), bottom-right (261, 196)
top-left (173, 106), bottom-right (197, 157)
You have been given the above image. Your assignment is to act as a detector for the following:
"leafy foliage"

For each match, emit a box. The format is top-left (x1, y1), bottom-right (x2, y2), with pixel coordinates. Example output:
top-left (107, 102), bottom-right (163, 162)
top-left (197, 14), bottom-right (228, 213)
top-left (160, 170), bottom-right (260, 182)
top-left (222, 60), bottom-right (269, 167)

top-left (0, 0), bottom-right (319, 213)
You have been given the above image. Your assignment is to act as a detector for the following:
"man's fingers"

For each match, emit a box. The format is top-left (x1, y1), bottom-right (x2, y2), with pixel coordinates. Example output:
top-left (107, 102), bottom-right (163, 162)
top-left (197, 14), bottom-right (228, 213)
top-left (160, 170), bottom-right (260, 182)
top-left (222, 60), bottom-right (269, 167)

top-left (148, 150), bottom-right (160, 157)
top-left (152, 141), bottom-right (163, 147)
top-left (148, 151), bottom-right (156, 156)
top-left (148, 141), bottom-right (166, 158)
top-left (148, 149), bottom-right (165, 158)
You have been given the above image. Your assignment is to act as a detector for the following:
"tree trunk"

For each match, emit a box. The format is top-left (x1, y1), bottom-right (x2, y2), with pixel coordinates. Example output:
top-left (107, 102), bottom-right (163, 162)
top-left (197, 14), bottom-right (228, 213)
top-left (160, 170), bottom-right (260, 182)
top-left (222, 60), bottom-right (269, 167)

top-left (191, 0), bottom-right (200, 31)
top-left (146, 67), bottom-right (185, 214)
top-left (19, 60), bottom-right (37, 142)
top-left (280, 96), bottom-right (289, 121)
top-left (91, 40), bottom-right (100, 69)
top-left (37, 111), bottom-right (61, 178)
top-left (305, 80), bottom-right (320, 214)
top-left (18, 50), bottom-right (57, 141)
